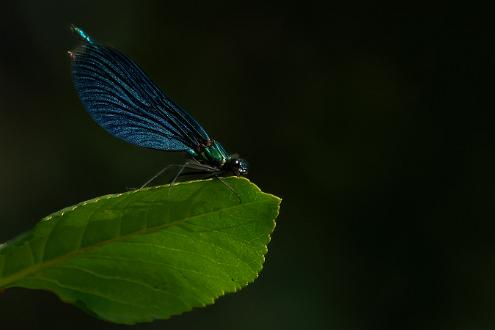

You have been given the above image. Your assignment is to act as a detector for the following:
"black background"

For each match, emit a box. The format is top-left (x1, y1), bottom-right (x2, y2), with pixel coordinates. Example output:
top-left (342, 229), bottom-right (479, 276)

top-left (0, 2), bottom-right (492, 330)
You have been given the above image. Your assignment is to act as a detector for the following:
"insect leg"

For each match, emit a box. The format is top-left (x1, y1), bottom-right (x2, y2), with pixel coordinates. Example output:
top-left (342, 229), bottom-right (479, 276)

top-left (169, 161), bottom-right (196, 187)
top-left (140, 164), bottom-right (184, 189)
top-left (215, 176), bottom-right (242, 203)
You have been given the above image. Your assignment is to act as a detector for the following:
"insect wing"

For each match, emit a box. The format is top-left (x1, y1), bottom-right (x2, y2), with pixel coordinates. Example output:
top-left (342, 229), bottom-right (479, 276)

top-left (71, 42), bottom-right (209, 152)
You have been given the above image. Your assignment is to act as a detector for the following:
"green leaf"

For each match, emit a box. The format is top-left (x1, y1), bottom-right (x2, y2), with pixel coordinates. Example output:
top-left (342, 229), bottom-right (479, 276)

top-left (0, 177), bottom-right (281, 324)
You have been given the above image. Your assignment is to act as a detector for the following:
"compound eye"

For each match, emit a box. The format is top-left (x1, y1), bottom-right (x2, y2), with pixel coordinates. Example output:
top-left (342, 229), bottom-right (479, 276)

top-left (230, 158), bottom-right (248, 176)
top-left (238, 159), bottom-right (249, 175)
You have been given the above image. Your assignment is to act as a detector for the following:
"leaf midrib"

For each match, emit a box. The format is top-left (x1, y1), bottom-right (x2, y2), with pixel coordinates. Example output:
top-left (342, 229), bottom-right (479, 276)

top-left (0, 198), bottom-right (272, 289)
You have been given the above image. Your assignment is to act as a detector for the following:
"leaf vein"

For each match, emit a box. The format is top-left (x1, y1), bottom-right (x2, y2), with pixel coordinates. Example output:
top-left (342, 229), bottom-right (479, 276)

top-left (30, 275), bottom-right (148, 310)
top-left (53, 264), bottom-right (188, 307)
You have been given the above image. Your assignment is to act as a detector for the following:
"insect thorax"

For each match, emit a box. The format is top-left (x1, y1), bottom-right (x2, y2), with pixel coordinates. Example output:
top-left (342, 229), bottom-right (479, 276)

top-left (189, 140), bottom-right (229, 167)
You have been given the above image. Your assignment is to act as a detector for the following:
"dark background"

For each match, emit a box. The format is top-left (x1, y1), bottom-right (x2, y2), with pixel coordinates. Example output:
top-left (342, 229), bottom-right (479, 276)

top-left (0, 2), bottom-right (492, 330)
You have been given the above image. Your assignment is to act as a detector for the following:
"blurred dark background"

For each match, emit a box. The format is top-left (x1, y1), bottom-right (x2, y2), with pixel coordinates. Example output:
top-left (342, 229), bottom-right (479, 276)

top-left (0, 2), bottom-right (492, 330)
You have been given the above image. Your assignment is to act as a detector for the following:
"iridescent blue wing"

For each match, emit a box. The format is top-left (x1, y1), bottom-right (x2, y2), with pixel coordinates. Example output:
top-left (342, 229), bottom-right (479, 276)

top-left (70, 27), bottom-right (210, 153)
